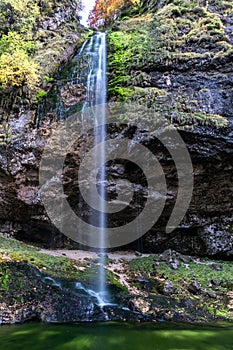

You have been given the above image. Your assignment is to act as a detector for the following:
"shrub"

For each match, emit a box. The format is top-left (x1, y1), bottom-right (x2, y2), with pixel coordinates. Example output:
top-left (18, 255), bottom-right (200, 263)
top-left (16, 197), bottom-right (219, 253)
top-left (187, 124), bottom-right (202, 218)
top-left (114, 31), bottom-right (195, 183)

top-left (0, 49), bottom-right (38, 88)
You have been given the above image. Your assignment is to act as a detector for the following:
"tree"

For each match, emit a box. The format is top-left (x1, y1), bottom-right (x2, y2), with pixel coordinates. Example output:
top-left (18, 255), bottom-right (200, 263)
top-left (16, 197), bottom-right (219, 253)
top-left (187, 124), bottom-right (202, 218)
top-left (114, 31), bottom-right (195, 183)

top-left (88, 0), bottom-right (141, 29)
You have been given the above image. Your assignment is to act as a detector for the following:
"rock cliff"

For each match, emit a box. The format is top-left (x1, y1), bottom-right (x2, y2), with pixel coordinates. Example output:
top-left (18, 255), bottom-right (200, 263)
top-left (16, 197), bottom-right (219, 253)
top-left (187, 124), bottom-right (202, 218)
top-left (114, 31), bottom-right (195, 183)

top-left (0, 0), bottom-right (232, 257)
top-left (107, 0), bottom-right (233, 257)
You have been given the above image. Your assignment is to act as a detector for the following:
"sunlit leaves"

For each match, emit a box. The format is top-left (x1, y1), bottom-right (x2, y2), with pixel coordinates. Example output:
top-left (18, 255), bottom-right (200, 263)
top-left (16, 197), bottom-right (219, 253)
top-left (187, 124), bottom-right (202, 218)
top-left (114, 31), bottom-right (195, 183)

top-left (88, 0), bottom-right (141, 28)
top-left (0, 0), bottom-right (41, 88)
top-left (0, 31), bottom-right (35, 54)
top-left (0, 0), bottom-right (40, 34)
top-left (0, 49), bottom-right (38, 87)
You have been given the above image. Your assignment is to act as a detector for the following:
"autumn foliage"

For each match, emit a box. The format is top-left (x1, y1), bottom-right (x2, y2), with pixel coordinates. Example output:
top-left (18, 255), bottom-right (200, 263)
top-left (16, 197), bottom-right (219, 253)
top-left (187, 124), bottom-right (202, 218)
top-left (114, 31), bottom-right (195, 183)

top-left (88, 0), bottom-right (140, 29)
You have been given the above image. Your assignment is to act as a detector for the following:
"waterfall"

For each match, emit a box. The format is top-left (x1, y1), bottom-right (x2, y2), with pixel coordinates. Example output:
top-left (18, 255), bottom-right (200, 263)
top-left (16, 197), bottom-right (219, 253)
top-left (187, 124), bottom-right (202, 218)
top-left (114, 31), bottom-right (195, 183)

top-left (38, 32), bottom-right (109, 304)
top-left (80, 32), bottom-right (108, 302)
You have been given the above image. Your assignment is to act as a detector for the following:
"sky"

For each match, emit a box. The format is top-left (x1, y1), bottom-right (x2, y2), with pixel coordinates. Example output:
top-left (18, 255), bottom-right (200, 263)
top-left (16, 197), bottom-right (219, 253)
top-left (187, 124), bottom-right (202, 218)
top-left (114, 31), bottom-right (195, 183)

top-left (79, 0), bottom-right (96, 27)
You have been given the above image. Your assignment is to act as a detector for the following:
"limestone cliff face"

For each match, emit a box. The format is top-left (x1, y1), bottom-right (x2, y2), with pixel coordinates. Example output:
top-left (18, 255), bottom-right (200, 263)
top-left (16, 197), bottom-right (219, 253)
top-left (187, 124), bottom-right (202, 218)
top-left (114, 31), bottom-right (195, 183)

top-left (0, 0), bottom-right (232, 257)
top-left (0, 1), bottom-right (88, 248)
top-left (107, 0), bottom-right (233, 257)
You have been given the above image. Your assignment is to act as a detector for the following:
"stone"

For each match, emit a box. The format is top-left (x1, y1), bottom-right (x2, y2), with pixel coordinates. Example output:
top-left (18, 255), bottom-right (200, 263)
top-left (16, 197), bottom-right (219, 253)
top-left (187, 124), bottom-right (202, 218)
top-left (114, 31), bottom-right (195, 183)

top-left (207, 292), bottom-right (217, 299)
top-left (160, 249), bottom-right (172, 262)
top-left (188, 281), bottom-right (202, 294)
top-left (135, 251), bottom-right (142, 257)
top-left (128, 297), bottom-right (151, 314)
top-left (179, 254), bottom-right (192, 263)
top-left (211, 279), bottom-right (221, 286)
top-left (169, 259), bottom-right (180, 270)
top-left (211, 264), bottom-right (224, 271)
top-left (163, 281), bottom-right (174, 295)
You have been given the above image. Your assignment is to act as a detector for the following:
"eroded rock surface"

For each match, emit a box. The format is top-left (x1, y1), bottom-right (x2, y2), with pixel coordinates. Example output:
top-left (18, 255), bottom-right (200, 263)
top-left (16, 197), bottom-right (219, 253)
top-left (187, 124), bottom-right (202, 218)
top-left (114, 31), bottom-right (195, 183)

top-left (0, 0), bottom-right (232, 257)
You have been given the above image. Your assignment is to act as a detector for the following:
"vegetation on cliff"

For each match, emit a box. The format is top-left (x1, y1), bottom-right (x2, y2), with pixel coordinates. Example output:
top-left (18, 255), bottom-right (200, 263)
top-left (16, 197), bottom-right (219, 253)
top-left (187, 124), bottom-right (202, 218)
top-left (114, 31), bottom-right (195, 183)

top-left (0, 0), bottom-right (88, 102)
top-left (107, 0), bottom-right (231, 127)
top-left (0, 0), bottom-right (91, 146)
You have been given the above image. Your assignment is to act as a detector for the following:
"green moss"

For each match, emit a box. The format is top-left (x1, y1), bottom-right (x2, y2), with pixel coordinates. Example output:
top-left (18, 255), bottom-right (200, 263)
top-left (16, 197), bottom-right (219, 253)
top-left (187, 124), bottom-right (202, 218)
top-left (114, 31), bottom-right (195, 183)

top-left (0, 236), bottom-right (232, 319)
top-left (107, 0), bottom-right (233, 132)
top-left (109, 86), bottom-right (134, 100)
top-left (0, 272), bottom-right (9, 291)
top-left (0, 236), bottom-right (127, 293)
top-left (172, 112), bottom-right (228, 128)
top-left (150, 0), bottom-right (230, 61)
top-left (128, 86), bottom-right (168, 107)
top-left (106, 269), bottom-right (129, 293)
top-left (129, 256), bottom-right (155, 275)
top-left (108, 17), bottom-right (152, 98)
top-left (108, 0), bottom-right (231, 79)
top-left (128, 255), bottom-right (233, 319)
top-left (0, 236), bottom-right (87, 280)
top-left (44, 76), bottom-right (54, 83)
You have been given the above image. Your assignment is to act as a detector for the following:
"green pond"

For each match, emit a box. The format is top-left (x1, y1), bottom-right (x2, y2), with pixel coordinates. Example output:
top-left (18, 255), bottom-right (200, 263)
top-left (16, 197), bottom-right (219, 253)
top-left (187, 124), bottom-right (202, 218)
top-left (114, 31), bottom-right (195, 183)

top-left (0, 322), bottom-right (232, 350)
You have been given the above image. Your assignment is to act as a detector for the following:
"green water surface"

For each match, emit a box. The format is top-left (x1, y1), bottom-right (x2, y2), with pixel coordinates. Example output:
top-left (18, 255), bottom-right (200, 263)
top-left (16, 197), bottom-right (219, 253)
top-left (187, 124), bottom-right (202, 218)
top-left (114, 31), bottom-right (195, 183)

top-left (0, 322), bottom-right (232, 350)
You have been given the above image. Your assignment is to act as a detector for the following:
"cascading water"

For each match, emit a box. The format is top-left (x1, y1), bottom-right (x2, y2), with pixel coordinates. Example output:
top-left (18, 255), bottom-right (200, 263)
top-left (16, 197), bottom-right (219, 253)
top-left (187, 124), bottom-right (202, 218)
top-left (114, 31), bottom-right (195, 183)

top-left (38, 32), bottom-right (109, 305)
top-left (80, 32), bottom-right (108, 303)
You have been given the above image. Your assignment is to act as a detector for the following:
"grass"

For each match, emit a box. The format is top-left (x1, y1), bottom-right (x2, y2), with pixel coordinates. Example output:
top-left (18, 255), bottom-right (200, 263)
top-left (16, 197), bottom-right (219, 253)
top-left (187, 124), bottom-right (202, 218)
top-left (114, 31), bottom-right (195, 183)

top-left (0, 235), bottom-right (232, 319)
top-left (0, 236), bottom-right (81, 280)
top-left (0, 236), bottom-right (126, 291)
top-left (129, 255), bottom-right (233, 293)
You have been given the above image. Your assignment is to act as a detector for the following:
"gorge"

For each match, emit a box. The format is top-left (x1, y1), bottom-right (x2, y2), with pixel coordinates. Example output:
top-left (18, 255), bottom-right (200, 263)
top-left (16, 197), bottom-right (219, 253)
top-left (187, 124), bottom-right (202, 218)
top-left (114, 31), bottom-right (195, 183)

top-left (0, 0), bottom-right (233, 342)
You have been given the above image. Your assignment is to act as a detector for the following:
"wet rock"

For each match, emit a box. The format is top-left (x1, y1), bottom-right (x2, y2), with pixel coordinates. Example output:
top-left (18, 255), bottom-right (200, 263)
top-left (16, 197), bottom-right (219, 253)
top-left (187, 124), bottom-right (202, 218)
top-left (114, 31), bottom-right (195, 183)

top-left (60, 83), bottom-right (86, 107)
top-left (0, 108), bottom-right (232, 256)
top-left (107, 3), bottom-right (233, 258)
top-left (0, 261), bottom-right (157, 324)
top-left (0, 261), bottom-right (100, 324)
top-left (0, 2), bottom-right (232, 259)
